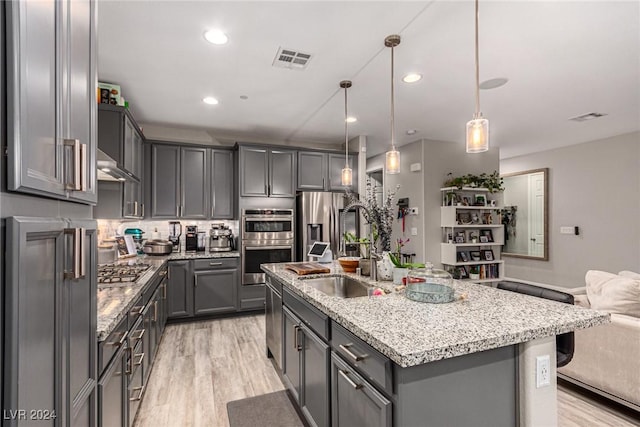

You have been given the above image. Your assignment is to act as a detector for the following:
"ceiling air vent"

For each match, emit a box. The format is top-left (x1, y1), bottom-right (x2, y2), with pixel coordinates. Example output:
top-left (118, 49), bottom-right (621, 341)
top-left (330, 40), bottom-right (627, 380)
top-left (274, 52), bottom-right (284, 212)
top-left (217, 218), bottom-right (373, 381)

top-left (569, 112), bottom-right (607, 122)
top-left (272, 47), bottom-right (312, 70)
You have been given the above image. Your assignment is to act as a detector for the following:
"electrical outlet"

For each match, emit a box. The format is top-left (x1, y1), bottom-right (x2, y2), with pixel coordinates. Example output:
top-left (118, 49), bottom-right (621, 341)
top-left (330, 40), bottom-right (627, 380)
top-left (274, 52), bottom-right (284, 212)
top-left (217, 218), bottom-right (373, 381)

top-left (410, 227), bottom-right (418, 236)
top-left (536, 355), bottom-right (551, 388)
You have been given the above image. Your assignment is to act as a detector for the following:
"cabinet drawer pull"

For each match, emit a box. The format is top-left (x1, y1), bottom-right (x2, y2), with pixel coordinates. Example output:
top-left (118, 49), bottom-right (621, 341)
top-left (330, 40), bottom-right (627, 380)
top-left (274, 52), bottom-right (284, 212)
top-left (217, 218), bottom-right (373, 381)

top-left (153, 301), bottom-right (158, 323)
top-left (130, 328), bottom-right (145, 341)
top-left (134, 352), bottom-right (145, 366)
top-left (106, 331), bottom-right (128, 347)
top-left (293, 325), bottom-right (302, 351)
top-left (125, 346), bottom-right (132, 375)
top-left (339, 343), bottom-right (366, 362)
top-left (162, 283), bottom-right (167, 299)
top-left (129, 385), bottom-right (145, 401)
top-left (130, 305), bottom-right (144, 316)
top-left (209, 262), bottom-right (223, 266)
top-left (339, 370), bottom-right (363, 390)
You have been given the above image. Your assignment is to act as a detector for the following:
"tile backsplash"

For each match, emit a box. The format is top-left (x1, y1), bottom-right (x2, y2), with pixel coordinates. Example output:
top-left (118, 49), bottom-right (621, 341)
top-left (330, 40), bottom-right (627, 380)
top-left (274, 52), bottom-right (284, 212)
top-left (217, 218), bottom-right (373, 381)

top-left (97, 219), bottom-right (239, 252)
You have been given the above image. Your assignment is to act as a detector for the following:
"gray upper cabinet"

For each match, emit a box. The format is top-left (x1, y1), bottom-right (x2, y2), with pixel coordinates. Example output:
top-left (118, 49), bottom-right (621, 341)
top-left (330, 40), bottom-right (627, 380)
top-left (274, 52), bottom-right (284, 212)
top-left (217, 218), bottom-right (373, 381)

top-left (151, 143), bottom-right (231, 219)
top-left (5, 217), bottom-right (97, 427)
top-left (6, 0), bottom-right (97, 204)
top-left (297, 151), bottom-right (358, 192)
top-left (151, 144), bottom-right (181, 218)
top-left (240, 145), bottom-right (295, 198)
top-left (180, 146), bottom-right (209, 219)
top-left (297, 152), bottom-right (327, 190)
top-left (211, 150), bottom-right (235, 219)
top-left (328, 153), bottom-right (357, 191)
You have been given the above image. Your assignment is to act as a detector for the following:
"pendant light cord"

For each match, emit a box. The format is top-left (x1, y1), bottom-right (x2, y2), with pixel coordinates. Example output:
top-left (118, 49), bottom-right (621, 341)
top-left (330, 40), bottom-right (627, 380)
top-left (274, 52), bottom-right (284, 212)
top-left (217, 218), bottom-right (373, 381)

top-left (344, 85), bottom-right (349, 167)
top-left (474, 0), bottom-right (480, 117)
top-left (390, 45), bottom-right (396, 149)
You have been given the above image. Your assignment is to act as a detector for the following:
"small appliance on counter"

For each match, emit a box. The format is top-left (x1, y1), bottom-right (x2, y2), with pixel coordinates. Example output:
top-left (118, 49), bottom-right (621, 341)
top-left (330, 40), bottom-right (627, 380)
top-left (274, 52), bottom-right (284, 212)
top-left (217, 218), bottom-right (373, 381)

top-left (185, 225), bottom-right (198, 252)
top-left (168, 221), bottom-right (182, 252)
top-left (209, 223), bottom-right (234, 252)
top-left (197, 231), bottom-right (207, 252)
top-left (124, 228), bottom-right (145, 254)
top-left (143, 240), bottom-right (174, 256)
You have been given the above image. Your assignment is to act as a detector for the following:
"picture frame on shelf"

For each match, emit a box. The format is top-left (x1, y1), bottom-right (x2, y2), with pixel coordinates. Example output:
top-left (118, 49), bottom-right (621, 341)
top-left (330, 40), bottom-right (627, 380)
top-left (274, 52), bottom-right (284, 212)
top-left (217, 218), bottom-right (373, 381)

top-left (479, 235), bottom-right (489, 243)
top-left (457, 212), bottom-right (472, 225)
top-left (457, 251), bottom-right (469, 262)
top-left (482, 249), bottom-right (494, 261)
top-left (467, 231), bottom-right (478, 243)
top-left (474, 194), bottom-right (487, 206)
top-left (482, 212), bottom-right (493, 224)
top-left (455, 231), bottom-right (466, 243)
top-left (470, 251), bottom-right (481, 261)
top-left (480, 229), bottom-right (494, 242)
top-left (455, 266), bottom-right (469, 279)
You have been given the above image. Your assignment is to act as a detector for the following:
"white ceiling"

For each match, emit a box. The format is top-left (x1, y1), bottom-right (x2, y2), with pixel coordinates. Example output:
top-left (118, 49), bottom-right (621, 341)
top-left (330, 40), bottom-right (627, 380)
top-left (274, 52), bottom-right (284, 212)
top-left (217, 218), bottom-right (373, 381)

top-left (97, 1), bottom-right (640, 159)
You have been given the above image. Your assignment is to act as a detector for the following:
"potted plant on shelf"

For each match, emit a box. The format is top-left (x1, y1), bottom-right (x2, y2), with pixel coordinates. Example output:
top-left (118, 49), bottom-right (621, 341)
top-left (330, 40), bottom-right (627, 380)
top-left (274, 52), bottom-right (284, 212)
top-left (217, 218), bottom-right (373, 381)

top-left (443, 171), bottom-right (504, 193)
top-left (469, 265), bottom-right (481, 280)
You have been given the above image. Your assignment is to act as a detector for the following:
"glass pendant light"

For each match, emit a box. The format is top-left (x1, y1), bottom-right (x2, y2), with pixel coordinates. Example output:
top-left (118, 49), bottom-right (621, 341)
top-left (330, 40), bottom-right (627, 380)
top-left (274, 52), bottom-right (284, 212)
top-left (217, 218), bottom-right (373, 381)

top-left (385, 35), bottom-right (401, 174)
top-left (466, 0), bottom-right (489, 153)
top-left (340, 80), bottom-right (353, 187)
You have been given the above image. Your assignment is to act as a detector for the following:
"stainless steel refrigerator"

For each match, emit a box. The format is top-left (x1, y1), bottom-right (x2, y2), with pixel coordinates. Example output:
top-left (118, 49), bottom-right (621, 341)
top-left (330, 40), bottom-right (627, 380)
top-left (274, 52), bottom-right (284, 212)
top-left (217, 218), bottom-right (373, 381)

top-left (296, 192), bottom-right (360, 261)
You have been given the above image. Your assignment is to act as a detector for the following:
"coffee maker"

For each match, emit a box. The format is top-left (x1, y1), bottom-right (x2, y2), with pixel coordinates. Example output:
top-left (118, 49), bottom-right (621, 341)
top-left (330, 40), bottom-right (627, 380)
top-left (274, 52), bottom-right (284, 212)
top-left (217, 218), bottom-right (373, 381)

top-left (185, 225), bottom-right (198, 252)
top-left (168, 221), bottom-right (182, 252)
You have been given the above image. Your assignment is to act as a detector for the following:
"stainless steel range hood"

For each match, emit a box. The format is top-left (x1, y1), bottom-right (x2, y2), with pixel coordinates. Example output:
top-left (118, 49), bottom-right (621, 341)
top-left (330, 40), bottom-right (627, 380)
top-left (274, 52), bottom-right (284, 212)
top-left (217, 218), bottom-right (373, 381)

top-left (97, 149), bottom-right (139, 182)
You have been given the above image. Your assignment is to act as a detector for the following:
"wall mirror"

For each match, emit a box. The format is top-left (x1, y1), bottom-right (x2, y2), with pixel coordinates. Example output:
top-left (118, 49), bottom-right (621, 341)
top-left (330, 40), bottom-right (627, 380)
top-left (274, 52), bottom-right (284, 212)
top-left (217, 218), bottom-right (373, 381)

top-left (501, 168), bottom-right (549, 260)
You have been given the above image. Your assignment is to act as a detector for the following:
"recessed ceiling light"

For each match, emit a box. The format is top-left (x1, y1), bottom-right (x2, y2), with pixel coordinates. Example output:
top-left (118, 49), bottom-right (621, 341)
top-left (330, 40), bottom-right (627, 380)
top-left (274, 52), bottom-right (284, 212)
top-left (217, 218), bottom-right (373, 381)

top-left (479, 77), bottom-right (509, 90)
top-left (406, 129), bottom-right (418, 135)
top-left (346, 116), bottom-right (357, 123)
top-left (204, 29), bottom-right (228, 45)
top-left (240, 95), bottom-right (249, 100)
top-left (402, 73), bottom-right (422, 83)
top-left (203, 97), bottom-right (219, 105)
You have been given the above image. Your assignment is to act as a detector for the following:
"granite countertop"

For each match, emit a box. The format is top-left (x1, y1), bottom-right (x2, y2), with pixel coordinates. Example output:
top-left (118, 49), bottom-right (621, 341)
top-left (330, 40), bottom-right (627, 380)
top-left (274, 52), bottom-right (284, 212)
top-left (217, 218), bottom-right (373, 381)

top-left (97, 251), bottom-right (239, 341)
top-left (261, 262), bottom-right (610, 368)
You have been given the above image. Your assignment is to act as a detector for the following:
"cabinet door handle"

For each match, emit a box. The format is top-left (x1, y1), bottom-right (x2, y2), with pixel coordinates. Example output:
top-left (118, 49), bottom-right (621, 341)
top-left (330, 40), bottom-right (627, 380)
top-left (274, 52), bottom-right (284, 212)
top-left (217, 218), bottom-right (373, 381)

top-left (129, 385), bottom-right (145, 401)
top-left (153, 301), bottom-right (158, 323)
top-left (322, 178), bottom-right (325, 189)
top-left (64, 139), bottom-right (82, 191)
top-left (130, 328), bottom-right (145, 341)
top-left (134, 201), bottom-right (138, 216)
top-left (141, 203), bottom-right (145, 218)
top-left (264, 184), bottom-right (268, 195)
top-left (194, 275), bottom-right (198, 287)
top-left (176, 205), bottom-right (179, 217)
top-left (293, 325), bottom-right (301, 351)
top-left (209, 262), bottom-right (223, 266)
top-left (162, 282), bottom-right (167, 299)
top-left (64, 227), bottom-right (85, 279)
top-left (134, 352), bottom-right (145, 367)
top-left (339, 370), bottom-right (363, 390)
top-left (339, 343), bottom-right (367, 362)
top-left (80, 143), bottom-right (87, 191)
top-left (106, 330), bottom-right (128, 347)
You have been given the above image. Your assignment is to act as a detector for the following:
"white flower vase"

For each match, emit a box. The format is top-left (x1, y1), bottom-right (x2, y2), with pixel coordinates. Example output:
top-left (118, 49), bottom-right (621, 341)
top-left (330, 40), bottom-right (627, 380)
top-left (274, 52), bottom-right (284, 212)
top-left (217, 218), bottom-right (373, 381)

top-left (376, 252), bottom-right (394, 281)
top-left (392, 267), bottom-right (409, 285)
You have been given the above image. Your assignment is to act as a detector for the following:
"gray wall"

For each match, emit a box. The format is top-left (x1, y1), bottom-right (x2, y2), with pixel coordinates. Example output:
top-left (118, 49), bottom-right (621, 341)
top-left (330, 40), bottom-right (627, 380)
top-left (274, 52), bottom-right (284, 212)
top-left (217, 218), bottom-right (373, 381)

top-left (501, 131), bottom-right (640, 287)
top-left (367, 140), bottom-right (500, 266)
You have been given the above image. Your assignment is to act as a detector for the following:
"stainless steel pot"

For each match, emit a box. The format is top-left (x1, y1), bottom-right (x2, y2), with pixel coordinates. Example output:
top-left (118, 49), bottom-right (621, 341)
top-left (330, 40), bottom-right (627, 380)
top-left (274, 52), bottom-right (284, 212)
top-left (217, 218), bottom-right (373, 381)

top-left (142, 240), bottom-right (174, 255)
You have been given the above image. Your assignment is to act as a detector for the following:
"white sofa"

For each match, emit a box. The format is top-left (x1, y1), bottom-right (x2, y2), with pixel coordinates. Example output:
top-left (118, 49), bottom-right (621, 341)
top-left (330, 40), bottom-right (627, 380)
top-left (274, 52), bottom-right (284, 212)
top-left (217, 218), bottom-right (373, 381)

top-left (558, 273), bottom-right (640, 411)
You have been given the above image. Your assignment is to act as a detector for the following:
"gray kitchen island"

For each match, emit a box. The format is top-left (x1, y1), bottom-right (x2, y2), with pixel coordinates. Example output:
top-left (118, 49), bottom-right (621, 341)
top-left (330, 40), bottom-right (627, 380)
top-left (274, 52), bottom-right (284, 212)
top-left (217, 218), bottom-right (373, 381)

top-left (262, 262), bottom-right (609, 427)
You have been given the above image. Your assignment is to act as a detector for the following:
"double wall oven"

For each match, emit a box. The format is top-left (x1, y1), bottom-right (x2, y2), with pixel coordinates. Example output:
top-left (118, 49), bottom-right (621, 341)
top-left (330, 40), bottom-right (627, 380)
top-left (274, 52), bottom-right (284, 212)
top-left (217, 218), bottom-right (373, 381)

top-left (241, 209), bottom-right (294, 285)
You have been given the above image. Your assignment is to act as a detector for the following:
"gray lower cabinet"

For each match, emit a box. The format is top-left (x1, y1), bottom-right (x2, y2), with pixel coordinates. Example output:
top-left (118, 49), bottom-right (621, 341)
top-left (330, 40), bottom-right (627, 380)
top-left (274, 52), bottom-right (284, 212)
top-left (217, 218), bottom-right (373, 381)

top-left (6, 0), bottom-right (97, 204)
top-left (194, 268), bottom-right (239, 316)
top-left (167, 260), bottom-right (194, 318)
top-left (282, 306), bottom-right (330, 427)
top-left (265, 277), bottom-right (283, 369)
top-left (330, 352), bottom-right (392, 427)
top-left (5, 217), bottom-right (97, 426)
top-left (168, 258), bottom-right (240, 320)
top-left (239, 145), bottom-right (295, 198)
top-left (98, 344), bottom-right (127, 427)
top-left (297, 151), bottom-right (358, 191)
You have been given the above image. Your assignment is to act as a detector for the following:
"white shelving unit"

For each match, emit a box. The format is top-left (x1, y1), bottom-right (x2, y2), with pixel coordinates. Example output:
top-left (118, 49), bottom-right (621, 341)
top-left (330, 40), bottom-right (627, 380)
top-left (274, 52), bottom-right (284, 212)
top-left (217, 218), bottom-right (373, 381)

top-left (440, 187), bottom-right (504, 283)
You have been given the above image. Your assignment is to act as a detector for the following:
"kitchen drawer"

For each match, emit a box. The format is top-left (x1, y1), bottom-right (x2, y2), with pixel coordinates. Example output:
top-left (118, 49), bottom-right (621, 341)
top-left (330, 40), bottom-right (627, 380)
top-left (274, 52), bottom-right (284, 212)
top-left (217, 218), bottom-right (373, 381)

top-left (129, 296), bottom-right (145, 329)
top-left (193, 257), bottom-right (238, 271)
top-left (98, 316), bottom-right (128, 377)
top-left (331, 321), bottom-right (393, 395)
top-left (127, 344), bottom-right (144, 427)
top-left (128, 316), bottom-right (145, 352)
top-left (266, 274), bottom-right (282, 295)
top-left (283, 287), bottom-right (329, 341)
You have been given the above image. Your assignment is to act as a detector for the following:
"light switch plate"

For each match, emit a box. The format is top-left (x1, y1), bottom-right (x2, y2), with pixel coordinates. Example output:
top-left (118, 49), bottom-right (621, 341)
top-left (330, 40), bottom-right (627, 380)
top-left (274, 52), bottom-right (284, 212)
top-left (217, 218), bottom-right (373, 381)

top-left (560, 227), bottom-right (574, 234)
top-left (410, 227), bottom-right (418, 236)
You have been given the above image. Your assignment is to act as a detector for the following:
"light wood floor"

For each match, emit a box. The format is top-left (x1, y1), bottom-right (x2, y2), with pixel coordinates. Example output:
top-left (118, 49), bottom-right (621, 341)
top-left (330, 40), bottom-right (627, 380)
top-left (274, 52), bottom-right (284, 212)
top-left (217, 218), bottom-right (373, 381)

top-left (134, 314), bottom-right (640, 427)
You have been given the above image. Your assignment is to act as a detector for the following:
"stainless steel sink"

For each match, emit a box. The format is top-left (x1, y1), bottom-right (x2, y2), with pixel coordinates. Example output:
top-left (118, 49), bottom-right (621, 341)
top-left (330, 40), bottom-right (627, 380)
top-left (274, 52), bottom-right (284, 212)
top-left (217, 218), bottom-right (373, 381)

top-left (299, 276), bottom-right (370, 298)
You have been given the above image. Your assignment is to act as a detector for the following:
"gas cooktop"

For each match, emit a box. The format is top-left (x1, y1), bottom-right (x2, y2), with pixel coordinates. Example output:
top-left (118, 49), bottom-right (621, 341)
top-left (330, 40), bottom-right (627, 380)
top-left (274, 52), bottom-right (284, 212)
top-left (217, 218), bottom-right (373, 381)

top-left (98, 263), bottom-right (151, 285)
